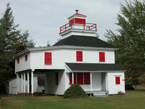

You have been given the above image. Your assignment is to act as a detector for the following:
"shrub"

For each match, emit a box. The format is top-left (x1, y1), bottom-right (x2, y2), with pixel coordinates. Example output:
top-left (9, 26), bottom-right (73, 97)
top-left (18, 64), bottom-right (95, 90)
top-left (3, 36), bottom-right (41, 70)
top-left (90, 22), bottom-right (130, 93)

top-left (63, 84), bottom-right (88, 99)
top-left (117, 91), bottom-right (126, 95)
top-left (125, 84), bottom-right (134, 90)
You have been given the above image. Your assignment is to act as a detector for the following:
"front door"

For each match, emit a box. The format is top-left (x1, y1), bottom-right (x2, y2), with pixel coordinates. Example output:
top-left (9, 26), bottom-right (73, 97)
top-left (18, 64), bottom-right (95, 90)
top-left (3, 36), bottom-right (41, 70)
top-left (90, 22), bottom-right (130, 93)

top-left (101, 73), bottom-right (106, 90)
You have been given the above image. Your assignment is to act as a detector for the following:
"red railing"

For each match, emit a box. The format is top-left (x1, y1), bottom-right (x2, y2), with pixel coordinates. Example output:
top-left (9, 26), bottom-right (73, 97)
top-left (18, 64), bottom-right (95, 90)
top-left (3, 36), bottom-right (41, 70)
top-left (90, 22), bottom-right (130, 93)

top-left (60, 23), bottom-right (97, 33)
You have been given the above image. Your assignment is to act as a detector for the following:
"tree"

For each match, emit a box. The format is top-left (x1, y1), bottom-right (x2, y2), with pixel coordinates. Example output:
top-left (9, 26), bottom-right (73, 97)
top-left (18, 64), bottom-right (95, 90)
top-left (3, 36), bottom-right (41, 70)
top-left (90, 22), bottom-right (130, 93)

top-left (0, 3), bottom-right (35, 93)
top-left (104, 0), bottom-right (145, 88)
top-left (46, 40), bottom-right (50, 47)
top-left (15, 30), bottom-right (35, 53)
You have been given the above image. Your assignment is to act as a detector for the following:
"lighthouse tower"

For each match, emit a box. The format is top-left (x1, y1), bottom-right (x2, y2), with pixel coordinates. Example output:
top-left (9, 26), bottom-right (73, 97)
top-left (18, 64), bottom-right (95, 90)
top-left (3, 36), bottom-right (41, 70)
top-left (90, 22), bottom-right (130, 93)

top-left (59, 10), bottom-right (97, 39)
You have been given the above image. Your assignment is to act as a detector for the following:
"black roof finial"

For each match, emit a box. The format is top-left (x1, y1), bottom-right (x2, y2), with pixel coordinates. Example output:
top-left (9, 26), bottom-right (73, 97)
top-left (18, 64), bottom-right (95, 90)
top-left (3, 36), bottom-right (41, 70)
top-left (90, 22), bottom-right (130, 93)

top-left (75, 9), bottom-right (79, 14)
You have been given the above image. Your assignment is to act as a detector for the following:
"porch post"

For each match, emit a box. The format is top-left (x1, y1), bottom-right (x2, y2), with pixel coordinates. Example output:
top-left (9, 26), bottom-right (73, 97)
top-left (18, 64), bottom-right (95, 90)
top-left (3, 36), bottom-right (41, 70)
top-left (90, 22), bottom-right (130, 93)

top-left (17, 73), bottom-right (19, 95)
top-left (21, 73), bottom-right (23, 96)
top-left (90, 73), bottom-right (92, 91)
top-left (31, 71), bottom-right (34, 97)
top-left (72, 72), bottom-right (74, 84)
top-left (27, 72), bottom-right (29, 97)
top-left (24, 73), bottom-right (26, 96)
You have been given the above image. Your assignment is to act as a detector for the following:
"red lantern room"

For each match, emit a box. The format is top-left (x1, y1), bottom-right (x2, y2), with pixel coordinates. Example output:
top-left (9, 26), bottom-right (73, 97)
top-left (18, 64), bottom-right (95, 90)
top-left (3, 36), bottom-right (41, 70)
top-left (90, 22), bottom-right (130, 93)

top-left (60, 10), bottom-right (97, 38)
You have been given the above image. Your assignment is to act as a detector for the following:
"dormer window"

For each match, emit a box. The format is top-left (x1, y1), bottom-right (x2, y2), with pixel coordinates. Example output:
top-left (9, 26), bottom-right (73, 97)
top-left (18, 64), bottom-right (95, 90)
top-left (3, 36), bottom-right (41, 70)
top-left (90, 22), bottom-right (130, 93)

top-left (17, 58), bottom-right (20, 64)
top-left (99, 52), bottom-right (105, 62)
top-left (25, 55), bottom-right (28, 61)
top-left (76, 51), bottom-right (83, 61)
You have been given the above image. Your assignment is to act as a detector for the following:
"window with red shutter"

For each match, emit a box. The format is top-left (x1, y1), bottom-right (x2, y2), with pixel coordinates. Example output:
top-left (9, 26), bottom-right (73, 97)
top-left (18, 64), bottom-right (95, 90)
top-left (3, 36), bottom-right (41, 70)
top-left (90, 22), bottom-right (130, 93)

top-left (116, 77), bottom-right (120, 84)
top-left (56, 72), bottom-right (58, 85)
top-left (76, 51), bottom-right (83, 61)
top-left (84, 73), bottom-right (90, 85)
top-left (69, 73), bottom-right (72, 85)
top-left (45, 52), bottom-right (52, 65)
top-left (17, 58), bottom-right (20, 64)
top-left (99, 52), bottom-right (105, 62)
top-left (25, 55), bottom-right (28, 61)
top-left (69, 72), bottom-right (90, 85)
top-left (77, 73), bottom-right (83, 84)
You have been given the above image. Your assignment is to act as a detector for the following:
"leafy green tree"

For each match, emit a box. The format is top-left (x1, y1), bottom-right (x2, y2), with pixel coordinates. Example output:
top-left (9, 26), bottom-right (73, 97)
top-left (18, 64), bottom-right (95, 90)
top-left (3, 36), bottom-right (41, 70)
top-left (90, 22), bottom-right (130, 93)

top-left (104, 0), bottom-right (145, 88)
top-left (0, 3), bottom-right (35, 93)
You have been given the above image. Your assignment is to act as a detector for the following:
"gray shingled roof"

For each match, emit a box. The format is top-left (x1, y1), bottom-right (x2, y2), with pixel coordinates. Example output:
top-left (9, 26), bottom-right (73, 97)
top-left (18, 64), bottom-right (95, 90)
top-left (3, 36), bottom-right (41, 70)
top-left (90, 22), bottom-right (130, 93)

top-left (66, 63), bottom-right (125, 71)
top-left (53, 35), bottom-right (117, 48)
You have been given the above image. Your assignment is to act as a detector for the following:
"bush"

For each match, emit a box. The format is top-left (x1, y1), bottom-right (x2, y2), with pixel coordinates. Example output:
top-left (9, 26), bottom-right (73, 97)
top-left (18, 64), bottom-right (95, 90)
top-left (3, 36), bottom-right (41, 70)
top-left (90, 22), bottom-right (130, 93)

top-left (63, 84), bottom-right (88, 99)
top-left (117, 91), bottom-right (126, 95)
top-left (125, 84), bottom-right (134, 90)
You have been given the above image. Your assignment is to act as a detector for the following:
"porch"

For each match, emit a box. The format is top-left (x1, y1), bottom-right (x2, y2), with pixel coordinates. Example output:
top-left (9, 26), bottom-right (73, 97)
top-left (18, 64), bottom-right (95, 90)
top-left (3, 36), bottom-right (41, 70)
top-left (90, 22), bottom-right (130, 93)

top-left (67, 72), bottom-right (108, 97)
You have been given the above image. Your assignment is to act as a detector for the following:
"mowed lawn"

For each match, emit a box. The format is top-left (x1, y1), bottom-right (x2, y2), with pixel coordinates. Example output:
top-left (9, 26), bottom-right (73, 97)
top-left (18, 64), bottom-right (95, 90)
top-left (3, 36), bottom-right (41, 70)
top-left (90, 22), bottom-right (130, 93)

top-left (1, 89), bottom-right (145, 109)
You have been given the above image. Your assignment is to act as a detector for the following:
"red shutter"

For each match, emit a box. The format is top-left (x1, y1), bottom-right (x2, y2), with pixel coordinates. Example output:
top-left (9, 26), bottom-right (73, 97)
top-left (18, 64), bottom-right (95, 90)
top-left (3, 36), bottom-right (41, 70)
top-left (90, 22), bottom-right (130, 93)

top-left (45, 52), bottom-right (52, 65)
top-left (25, 55), bottom-right (28, 61)
top-left (17, 58), bottom-right (20, 64)
top-left (77, 73), bottom-right (83, 85)
top-left (84, 73), bottom-right (90, 85)
top-left (56, 72), bottom-right (58, 85)
top-left (116, 77), bottom-right (120, 84)
top-left (76, 51), bottom-right (83, 61)
top-left (99, 52), bottom-right (105, 62)
top-left (69, 73), bottom-right (72, 85)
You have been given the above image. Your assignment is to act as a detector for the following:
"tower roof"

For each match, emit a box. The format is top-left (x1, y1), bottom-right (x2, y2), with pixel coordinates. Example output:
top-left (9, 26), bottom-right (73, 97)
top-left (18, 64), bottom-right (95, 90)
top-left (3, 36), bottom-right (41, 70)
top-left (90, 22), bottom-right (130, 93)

top-left (68, 10), bottom-right (87, 19)
top-left (53, 35), bottom-right (117, 48)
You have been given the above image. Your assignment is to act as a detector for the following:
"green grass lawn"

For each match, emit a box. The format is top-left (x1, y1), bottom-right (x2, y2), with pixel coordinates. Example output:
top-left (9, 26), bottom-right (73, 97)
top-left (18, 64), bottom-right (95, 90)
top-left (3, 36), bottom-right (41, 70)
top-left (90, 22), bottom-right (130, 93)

top-left (1, 89), bottom-right (145, 109)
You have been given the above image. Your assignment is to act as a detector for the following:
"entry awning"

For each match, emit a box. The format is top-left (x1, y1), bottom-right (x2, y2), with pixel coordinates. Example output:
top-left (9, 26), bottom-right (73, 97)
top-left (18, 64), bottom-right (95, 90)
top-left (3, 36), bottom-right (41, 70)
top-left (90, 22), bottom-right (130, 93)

top-left (65, 63), bottom-right (125, 72)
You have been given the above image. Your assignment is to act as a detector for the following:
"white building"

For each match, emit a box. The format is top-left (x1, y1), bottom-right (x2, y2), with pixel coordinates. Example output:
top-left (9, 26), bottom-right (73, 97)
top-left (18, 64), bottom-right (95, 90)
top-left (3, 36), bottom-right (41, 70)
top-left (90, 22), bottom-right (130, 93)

top-left (14, 10), bottom-right (125, 97)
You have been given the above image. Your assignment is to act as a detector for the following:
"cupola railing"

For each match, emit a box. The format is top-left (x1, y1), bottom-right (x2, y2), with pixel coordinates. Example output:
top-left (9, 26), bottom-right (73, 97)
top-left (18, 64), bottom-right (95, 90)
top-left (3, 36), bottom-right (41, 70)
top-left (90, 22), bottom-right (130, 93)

top-left (60, 23), bottom-right (97, 33)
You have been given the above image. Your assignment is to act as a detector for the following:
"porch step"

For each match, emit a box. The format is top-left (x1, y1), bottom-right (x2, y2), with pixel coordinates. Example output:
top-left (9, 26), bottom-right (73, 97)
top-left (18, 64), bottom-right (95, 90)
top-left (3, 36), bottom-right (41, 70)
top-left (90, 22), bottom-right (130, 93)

top-left (86, 91), bottom-right (108, 97)
top-left (94, 95), bottom-right (108, 97)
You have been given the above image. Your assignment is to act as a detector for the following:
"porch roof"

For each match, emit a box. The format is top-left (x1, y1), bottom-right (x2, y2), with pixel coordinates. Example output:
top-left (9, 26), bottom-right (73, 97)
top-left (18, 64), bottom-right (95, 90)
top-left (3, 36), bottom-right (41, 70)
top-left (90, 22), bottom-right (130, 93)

top-left (65, 63), bottom-right (125, 72)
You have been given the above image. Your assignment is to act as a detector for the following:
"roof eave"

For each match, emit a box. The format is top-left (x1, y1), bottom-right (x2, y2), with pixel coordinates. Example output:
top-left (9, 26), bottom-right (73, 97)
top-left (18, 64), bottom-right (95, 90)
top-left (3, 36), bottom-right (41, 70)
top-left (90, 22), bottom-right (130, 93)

top-left (66, 70), bottom-right (126, 73)
top-left (14, 45), bottom-right (118, 58)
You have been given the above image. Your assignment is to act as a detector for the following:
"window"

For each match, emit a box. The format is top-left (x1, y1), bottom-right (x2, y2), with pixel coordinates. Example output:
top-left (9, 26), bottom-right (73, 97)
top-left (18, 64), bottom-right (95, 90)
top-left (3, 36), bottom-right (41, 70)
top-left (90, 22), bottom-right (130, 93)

top-left (45, 52), bottom-right (52, 65)
top-left (17, 58), bottom-right (20, 64)
top-left (25, 55), bottom-right (28, 61)
top-left (69, 72), bottom-right (90, 85)
top-left (56, 72), bottom-right (58, 85)
top-left (116, 77), bottom-right (120, 85)
top-left (77, 73), bottom-right (83, 84)
top-left (99, 52), bottom-right (105, 62)
top-left (84, 73), bottom-right (90, 85)
top-left (76, 51), bottom-right (83, 61)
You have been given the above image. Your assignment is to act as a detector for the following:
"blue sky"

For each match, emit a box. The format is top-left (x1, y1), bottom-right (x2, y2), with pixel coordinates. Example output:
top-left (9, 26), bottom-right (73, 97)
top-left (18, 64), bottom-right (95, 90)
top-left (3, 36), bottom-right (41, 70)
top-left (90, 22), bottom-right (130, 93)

top-left (0, 0), bottom-right (134, 47)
